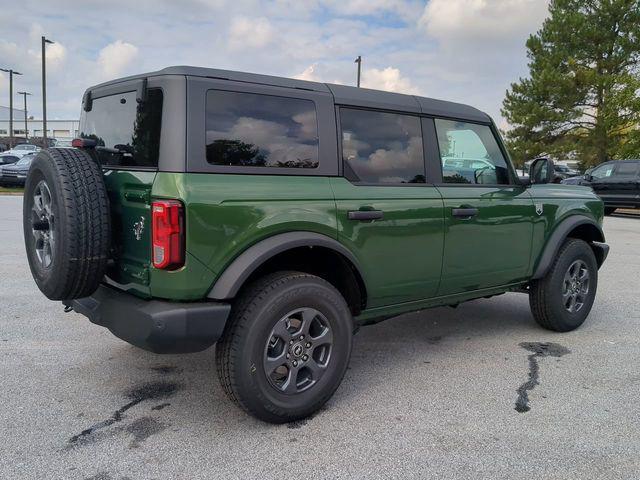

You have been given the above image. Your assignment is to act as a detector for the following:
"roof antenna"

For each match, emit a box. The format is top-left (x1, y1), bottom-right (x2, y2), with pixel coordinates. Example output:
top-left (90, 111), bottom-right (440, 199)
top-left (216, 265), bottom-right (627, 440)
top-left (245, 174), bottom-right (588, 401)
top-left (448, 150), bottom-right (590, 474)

top-left (354, 56), bottom-right (362, 88)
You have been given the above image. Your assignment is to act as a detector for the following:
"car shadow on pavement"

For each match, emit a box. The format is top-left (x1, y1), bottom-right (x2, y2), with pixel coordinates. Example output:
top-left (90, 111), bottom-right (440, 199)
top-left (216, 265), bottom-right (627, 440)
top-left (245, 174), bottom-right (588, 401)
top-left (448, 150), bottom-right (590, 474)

top-left (73, 293), bottom-right (545, 434)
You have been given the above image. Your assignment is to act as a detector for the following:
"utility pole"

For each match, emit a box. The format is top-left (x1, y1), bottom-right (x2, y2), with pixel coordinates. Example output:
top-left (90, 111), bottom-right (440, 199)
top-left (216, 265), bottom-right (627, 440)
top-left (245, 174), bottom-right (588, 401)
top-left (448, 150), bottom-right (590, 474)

top-left (17, 91), bottom-right (31, 140)
top-left (42, 36), bottom-right (54, 144)
top-left (0, 68), bottom-right (23, 148)
top-left (354, 56), bottom-right (362, 88)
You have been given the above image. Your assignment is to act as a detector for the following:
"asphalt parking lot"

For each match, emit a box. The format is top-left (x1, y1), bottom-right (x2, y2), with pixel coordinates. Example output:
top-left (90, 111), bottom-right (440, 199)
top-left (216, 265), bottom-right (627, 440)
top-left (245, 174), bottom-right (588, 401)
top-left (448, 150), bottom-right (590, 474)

top-left (1, 194), bottom-right (639, 480)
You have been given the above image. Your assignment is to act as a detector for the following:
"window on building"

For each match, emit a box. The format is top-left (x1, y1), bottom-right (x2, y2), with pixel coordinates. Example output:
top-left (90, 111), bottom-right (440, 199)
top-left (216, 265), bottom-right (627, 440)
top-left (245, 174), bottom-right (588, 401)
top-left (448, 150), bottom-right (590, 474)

top-left (205, 90), bottom-right (319, 169)
top-left (435, 119), bottom-right (510, 185)
top-left (340, 108), bottom-right (425, 184)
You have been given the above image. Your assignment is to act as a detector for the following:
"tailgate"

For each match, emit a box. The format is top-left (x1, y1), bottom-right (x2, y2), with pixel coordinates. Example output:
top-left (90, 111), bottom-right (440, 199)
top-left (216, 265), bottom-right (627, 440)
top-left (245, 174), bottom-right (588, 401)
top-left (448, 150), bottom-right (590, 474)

top-left (103, 170), bottom-right (156, 296)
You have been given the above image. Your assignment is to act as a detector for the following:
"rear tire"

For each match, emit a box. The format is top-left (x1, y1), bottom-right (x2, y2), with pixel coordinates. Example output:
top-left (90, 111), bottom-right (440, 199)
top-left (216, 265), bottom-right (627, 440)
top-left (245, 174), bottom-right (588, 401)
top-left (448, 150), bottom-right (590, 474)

top-left (216, 271), bottom-right (353, 423)
top-left (529, 238), bottom-right (598, 332)
top-left (23, 148), bottom-right (110, 300)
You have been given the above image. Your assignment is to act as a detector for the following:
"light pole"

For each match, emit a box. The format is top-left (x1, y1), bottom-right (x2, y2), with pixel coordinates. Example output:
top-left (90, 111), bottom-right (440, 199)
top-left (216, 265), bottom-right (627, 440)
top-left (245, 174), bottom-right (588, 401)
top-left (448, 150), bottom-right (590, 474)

top-left (17, 91), bottom-right (31, 140)
top-left (354, 56), bottom-right (362, 88)
top-left (42, 36), bottom-right (54, 144)
top-left (0, 68), bottom-right (23, 148)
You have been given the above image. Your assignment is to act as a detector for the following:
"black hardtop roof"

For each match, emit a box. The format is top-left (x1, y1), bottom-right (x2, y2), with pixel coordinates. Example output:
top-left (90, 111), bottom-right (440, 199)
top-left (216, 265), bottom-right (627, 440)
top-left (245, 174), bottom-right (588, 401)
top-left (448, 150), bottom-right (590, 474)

top-left (86, 65), bottom-right (491, 123)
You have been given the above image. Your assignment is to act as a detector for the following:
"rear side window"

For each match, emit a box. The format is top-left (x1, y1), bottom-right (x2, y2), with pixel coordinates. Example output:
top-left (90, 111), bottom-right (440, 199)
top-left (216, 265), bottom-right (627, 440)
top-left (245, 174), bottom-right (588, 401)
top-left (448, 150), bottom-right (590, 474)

top-left (79, 89), bottom-right (163, 168)
top-left (340, 108), bottom-right (425, 184)
top-left (435, 119), bottom-right (510, 185)
top-left (613, 162), bottom-right (639, 177)
top-left (205, 90), bottom-right (319, 169)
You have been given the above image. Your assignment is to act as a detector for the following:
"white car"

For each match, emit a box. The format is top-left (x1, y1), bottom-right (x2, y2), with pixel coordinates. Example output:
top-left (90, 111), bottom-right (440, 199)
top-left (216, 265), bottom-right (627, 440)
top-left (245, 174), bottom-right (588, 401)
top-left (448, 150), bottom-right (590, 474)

top-left (4, 144), bottom-right (41, 158)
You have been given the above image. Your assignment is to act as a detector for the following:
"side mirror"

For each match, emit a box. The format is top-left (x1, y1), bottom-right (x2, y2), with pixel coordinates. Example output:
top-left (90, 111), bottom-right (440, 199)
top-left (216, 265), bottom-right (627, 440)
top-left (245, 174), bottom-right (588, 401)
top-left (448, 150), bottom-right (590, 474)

top-left (583, 173), bottom-right (593, 182)
top-left (529, 157), bottom-right (555, 184)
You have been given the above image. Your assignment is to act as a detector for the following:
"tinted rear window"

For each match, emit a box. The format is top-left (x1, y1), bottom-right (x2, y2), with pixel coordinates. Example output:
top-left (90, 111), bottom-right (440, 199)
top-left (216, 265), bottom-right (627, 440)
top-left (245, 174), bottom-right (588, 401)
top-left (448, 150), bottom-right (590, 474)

top-left (205, 90), bottom-right (319, 169)
top-left (79, 89), bottom-right (163, 168)
top-left (614, 162), bottom-right (639, 177)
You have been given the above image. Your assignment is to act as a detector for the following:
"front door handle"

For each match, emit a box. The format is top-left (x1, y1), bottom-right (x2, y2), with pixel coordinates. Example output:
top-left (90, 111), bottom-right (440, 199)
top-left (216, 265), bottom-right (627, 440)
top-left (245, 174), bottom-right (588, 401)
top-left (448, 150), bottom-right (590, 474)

top-left (452, 207), bottom-right (478, 219)
top-left (348, 210), bottom-right (384, 221)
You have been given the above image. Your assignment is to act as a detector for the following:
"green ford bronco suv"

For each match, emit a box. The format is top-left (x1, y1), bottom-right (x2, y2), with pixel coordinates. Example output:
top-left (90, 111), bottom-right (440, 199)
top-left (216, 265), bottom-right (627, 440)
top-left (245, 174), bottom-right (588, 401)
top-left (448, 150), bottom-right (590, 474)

top-left (23, 66), bottom-right (609, 423)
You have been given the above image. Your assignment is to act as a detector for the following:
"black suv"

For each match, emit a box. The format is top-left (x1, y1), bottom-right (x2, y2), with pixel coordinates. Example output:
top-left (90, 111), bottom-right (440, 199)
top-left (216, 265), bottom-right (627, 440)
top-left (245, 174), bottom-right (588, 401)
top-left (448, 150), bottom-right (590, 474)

top-left (565, 160), bottom-right (640, 214)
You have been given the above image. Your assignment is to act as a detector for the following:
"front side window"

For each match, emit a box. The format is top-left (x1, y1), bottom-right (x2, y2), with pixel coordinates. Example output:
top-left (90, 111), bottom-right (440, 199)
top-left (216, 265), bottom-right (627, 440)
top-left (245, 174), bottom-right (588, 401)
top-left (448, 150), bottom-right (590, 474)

top-left (435, 119), bottom-right (510, 185)
top-left (590, 163), bottom-right (614, 179)
top-left (79, 89), bottom-right (163, 168)
top-left (340, 108), bottom-right (425, 184)
top-left (205, 90), bottom-right (319, 169)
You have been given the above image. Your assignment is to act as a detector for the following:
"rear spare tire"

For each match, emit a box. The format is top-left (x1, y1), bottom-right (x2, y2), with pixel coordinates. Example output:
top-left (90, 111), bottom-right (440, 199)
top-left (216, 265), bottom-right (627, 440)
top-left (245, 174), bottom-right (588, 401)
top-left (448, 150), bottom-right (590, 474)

top-left (23, 148), bottom-right (110, 300)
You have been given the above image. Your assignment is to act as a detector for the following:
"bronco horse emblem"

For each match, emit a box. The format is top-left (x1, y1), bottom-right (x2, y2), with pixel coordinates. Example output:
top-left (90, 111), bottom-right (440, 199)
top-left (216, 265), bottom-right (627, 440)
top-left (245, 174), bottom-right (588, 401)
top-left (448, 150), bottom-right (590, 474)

top-left (133, 216), bottom-right (145, 240)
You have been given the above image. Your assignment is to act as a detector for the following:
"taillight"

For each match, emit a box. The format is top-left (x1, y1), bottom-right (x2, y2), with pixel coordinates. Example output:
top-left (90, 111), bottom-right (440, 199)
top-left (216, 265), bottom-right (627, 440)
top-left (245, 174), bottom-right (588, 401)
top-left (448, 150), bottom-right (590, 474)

top-left (151, 199), bottom-right (184, 270)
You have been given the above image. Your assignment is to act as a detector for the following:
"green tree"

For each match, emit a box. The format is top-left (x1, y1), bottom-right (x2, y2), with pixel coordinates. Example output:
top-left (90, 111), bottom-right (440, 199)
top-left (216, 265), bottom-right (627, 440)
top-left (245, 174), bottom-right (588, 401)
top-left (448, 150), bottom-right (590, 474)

top-left (502, 0), bottom-right (640, 169)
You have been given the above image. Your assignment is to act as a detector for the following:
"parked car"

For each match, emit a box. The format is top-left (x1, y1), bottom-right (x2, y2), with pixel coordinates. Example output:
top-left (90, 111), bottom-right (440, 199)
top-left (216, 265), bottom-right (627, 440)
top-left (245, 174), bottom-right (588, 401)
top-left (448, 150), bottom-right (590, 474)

top-left (0, 143), bottom-right (8, 152)
top-left (570, 160), bottom-right (640, 214)
top-left (53, 139), bottom-right (74, 148)
top-left (22, 66), bottom-right (609, 424)
top-left (441, 157), bottom-right (498, 184)
top-left (0, 153), bottom-right (20, 165)
top-left (0, 152), bottom-right (35, 186)
top-left (5, 143), bottom-right (40, 158)
top-left (554, 164), bottom-right (579, 179)
top-left (561, 167), bottom-right (593, 186)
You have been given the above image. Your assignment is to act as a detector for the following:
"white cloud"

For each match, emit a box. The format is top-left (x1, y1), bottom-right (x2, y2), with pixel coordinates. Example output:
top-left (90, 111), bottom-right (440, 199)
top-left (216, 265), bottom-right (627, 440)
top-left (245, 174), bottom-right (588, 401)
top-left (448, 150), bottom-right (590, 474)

top-left (0, 0), bottom-right (551, 125)
top-left (420, 0), bottom-right (549, 46)
top-left (294, 64), bottom-right (320, 82)
top-left (46, 43), bottom-right (67, 66)
top-left (361, 67), bottom-right (420, 95)
top-left (229, 17), bottom-right (275, 49)
top-left (323, 0), bottom-right (423, 21)
top-left (97, 40), bottom-right (139, 77)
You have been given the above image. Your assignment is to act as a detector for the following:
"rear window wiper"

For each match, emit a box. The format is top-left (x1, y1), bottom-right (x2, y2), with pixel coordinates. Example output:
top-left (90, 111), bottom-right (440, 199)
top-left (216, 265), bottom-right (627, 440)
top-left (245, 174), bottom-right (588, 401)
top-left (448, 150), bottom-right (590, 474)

top-left (96, 145), bottom-right (133, 156)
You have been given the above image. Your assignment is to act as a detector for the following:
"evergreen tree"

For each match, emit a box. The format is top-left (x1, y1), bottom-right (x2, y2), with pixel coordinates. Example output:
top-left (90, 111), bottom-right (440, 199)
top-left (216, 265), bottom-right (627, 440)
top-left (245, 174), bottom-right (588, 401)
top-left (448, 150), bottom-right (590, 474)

top-left (502, 0), bottom-right (640, 169)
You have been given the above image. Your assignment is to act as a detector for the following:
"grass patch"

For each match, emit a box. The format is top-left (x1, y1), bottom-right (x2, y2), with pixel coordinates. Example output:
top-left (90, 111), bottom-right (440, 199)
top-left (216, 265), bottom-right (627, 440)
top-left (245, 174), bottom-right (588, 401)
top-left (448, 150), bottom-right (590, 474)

top-left (0, 186), bottom-right (24, 195)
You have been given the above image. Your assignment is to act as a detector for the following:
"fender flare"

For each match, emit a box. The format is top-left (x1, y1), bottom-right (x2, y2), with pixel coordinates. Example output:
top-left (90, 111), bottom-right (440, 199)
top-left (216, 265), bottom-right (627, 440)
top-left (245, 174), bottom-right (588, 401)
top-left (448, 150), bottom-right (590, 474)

top-left (532, 215), bottom-right (606, 280)
top-left (207, 231), bottom-right (365, 300)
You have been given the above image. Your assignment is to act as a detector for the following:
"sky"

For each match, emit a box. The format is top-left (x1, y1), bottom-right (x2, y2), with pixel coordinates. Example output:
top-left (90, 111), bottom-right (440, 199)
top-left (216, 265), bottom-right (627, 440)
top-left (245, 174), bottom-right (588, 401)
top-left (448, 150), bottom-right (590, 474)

top-left (0, 0), bottom-right (551, 127)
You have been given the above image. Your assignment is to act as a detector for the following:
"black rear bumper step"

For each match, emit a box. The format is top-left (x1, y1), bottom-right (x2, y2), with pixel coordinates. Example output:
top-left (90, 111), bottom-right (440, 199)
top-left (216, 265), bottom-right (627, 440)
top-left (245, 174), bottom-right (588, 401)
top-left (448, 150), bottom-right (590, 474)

top-left (64, 285), bottom-right (231, 354)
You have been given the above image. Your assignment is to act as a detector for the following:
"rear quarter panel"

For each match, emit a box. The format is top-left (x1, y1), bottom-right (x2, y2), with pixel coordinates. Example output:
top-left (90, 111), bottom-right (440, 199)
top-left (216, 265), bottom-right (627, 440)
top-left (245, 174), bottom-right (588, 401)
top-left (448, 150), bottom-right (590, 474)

top-left (151, 172), bottom-right (337, 299)
top-left (527, 184), bottom-right (604, 274)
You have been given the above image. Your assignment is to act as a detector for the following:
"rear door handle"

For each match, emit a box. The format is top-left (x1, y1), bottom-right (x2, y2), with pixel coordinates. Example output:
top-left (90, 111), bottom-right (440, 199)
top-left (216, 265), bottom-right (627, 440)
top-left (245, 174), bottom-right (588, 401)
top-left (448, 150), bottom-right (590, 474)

top-left (348, 210), bottom-right (384, 221)
top-left (451, 207), bottom-right (478, 218)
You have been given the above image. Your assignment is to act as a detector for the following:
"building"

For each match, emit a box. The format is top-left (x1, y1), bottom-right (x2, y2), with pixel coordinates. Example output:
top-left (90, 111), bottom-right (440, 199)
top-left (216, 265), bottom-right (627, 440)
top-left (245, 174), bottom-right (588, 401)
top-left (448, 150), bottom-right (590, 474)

top-left (0, 106), bottom-right (79, 139)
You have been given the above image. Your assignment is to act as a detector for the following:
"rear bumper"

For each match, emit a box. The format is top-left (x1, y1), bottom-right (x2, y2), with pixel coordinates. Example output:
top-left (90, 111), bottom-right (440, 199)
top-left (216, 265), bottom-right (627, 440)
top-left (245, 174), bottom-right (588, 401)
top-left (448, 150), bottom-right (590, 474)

top-left (0, 175), bottom-right (26, 186)
top-left (63, 285), bottom-right (231, 354)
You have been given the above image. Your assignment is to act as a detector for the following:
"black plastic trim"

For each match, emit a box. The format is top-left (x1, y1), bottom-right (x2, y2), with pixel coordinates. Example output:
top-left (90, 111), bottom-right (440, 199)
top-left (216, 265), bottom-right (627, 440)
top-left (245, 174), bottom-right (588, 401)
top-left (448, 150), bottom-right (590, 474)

top-left (532, 216), bottom-right (607, 279)
top-left (64, 285), bottom-right (231, 354)
top-left (207, 232), bottom-right (365, 300)
top-left (452, 208), bottom-right (478, 218)
top-left (348, 210), bottom-right (383, 221)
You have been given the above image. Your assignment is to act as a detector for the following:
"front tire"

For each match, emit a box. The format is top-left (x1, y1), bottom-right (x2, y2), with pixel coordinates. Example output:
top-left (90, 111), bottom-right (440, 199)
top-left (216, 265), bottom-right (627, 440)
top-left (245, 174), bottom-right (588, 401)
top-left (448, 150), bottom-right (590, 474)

top-left (529, 238), bottom-right (598, 332)
top-left (216, 271), bottom-right (353, 423)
